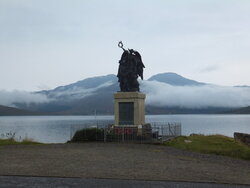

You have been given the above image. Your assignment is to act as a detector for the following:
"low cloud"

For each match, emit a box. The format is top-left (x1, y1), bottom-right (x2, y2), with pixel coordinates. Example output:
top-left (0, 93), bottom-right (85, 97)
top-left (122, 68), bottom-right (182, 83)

top-left (141, 81), bottom-right (250, 108)
top-left (0, 81), bottom-right (114, 107)
top-left (200, 65), bottom-right (220, 73)
top-left (1, 80), bottom-right (250, 109)
top-left (0, 90), bottom-right (50, 107)
top-left (47, 81), bottom-right (114, 100)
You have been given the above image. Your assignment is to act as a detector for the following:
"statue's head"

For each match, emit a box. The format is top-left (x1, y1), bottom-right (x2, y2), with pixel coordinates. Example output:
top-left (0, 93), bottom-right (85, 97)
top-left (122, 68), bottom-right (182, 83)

top-left (129, 49), bottom-right (136, 54)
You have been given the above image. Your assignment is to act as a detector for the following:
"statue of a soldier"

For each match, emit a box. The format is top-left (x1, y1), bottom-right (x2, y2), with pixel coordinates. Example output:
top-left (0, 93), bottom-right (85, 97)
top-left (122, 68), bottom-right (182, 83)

top-left (117, 41), bottom-right (145, 92)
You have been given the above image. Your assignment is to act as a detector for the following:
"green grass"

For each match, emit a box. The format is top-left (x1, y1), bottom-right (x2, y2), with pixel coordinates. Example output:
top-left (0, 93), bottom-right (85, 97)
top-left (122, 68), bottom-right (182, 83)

top-left (0, 138), bottom-right (41, 146)
top-left (165, 134), bottom-right (250, 160)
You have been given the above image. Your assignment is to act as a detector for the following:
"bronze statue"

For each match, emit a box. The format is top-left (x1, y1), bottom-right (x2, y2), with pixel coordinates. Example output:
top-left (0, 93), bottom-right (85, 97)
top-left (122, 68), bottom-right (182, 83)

top-left (117, 41), bottom-right (145, 92)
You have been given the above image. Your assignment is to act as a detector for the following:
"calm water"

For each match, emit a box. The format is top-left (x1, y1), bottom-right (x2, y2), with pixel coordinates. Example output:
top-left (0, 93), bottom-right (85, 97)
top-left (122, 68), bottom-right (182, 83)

top-left (0, 115), bottom-right (249, 143)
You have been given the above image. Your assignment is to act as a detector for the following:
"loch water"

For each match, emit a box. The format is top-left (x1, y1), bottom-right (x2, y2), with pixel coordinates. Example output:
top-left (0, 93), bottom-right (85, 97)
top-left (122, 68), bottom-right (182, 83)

top-left (0, 115), bottom-right (249, 143)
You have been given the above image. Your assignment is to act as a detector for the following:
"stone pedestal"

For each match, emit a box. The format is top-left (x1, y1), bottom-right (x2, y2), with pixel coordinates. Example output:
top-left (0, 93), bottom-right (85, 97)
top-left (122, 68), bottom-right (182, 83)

top-left (114, 92), bottom-right (145, 126)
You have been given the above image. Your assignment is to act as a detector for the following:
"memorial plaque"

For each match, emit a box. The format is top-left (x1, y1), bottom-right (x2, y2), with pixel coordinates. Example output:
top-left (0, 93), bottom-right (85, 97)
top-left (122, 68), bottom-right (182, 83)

top-left (119, 102), bottom-right (134, 125)
top-left (114, 92), bottom-right (145, 126)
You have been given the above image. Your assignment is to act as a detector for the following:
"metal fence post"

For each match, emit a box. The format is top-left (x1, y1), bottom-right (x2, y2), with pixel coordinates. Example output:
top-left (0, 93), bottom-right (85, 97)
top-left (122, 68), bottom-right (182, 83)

top-left (122, 126), bottom-right (124, 142)
top-left (104, 128), bottom-right (106, 142)
top-left (70, 125), bottom-right (72, 141)
top-left (161, 125), bottom-right (163, 143)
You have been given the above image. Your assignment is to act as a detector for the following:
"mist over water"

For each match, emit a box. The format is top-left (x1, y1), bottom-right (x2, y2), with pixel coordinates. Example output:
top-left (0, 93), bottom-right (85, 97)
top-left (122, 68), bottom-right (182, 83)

top-left (1, 80), bottom-right (250, 109)
top-left (0, 90), bottom-right (50, 107)
top-left (141, 81), bottom-right (250, 108)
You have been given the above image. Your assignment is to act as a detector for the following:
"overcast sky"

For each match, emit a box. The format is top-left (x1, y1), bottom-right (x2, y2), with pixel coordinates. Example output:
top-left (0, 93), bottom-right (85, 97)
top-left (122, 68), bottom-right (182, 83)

top-left (1, 0), bottom-right (250, 91)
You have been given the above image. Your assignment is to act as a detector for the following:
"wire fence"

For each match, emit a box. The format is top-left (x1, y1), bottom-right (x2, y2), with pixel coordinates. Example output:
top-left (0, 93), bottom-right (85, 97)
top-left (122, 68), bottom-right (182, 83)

top-left (69, 120), bottom-right (114, 139)
top-left (70, 121), bottom-right (181, 144)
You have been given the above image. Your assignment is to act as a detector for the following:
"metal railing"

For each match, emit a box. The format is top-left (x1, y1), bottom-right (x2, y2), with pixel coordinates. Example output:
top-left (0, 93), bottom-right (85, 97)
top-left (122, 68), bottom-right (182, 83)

top-left (70, 122), bottom-right (181, 143)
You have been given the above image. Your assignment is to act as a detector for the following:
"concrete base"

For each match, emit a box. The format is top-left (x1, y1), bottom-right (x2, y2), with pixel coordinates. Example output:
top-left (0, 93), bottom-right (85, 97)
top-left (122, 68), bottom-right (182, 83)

top-left (114, 92), bottom-right (146, 126)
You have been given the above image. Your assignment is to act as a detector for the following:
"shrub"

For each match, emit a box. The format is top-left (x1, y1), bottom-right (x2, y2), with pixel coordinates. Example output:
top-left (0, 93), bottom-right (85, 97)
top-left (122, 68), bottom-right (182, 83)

top-left (0, 138), bottom-right (41, 145)
top-left (71, 128), bottom-right (104, 142)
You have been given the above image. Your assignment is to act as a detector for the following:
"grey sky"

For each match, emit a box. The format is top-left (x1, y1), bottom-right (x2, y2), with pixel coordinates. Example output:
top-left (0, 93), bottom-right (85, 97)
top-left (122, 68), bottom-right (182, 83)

top-left (1, 0), bottom-right (250, 91)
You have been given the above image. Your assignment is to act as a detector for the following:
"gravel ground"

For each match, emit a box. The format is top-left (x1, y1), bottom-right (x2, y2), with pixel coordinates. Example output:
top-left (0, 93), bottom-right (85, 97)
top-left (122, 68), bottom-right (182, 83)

top-left (0, 142), bottom-right (249, 185)
top-left (1, 176), bottom-right (250, 188)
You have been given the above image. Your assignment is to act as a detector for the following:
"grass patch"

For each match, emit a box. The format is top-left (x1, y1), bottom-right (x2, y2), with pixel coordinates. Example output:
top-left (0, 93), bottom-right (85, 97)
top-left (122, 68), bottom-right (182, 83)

top-left (0, 138), bottom-right (41, 146)
top-left (165, 134), bottom-right (250, 160)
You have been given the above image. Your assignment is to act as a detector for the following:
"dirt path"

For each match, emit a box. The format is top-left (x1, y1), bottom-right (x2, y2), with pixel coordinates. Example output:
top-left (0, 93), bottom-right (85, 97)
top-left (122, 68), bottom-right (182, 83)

top-left (0, 143), bottom-right (249, 185)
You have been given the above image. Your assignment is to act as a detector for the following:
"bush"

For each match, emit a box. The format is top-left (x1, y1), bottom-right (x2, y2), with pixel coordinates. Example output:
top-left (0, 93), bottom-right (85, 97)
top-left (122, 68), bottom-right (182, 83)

top-left (71, 128), bottom-right (104, 142)
top-left (0, 138), bottom-right (41, 145)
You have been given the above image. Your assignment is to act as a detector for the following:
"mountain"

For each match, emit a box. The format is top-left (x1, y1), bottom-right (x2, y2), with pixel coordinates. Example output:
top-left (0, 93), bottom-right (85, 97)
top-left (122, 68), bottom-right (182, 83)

top-left (234, 85), bottom-right (250, 88)
top-left (0, 105), bottom-right (45, 116)
top-left (12, 72), bottom-right (250, 115)
top-left (148, 72), bottom-right (205, 86)
top-left (145, 106), bottom-right (232, 114)
top-left (39, 72), bottom-right (200, 101)
top-left (16, 74), bottom-right (119, 114)
top-left (55, 83), bottom-right (119, 115)
top-left (38, 74), bottom-right (118, 100)
top-left (225, 106), bottom-right (250, 114)
top-left (22, 72), bottom-right (207, 114)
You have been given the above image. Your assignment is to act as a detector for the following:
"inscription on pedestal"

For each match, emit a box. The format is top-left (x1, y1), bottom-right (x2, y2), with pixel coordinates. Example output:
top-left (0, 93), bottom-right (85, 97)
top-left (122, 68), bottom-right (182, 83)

top-left (119, 102), bottom-right (134, 125)
top-left (114, 92), bottom-right (145, 126)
